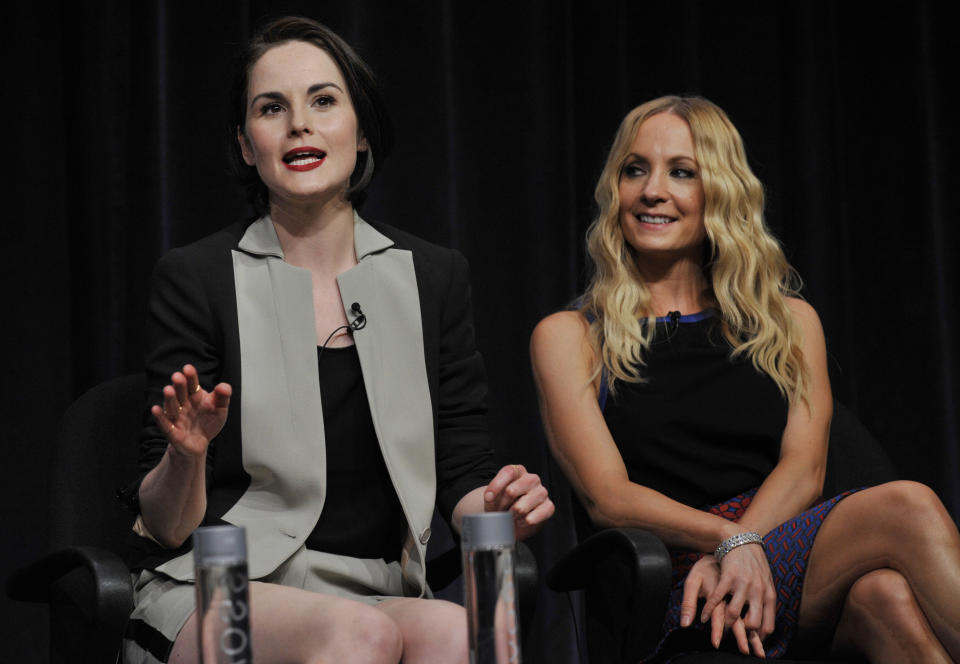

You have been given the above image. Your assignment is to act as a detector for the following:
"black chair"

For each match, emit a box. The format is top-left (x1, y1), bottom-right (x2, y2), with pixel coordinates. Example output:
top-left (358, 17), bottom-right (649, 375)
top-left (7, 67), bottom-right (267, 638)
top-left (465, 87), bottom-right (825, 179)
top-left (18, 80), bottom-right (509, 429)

top-left (8, 374), bottom-right (539, 663)
top-left (547, 403), bottom-right (897, 664)
top-left (7, 374), bottom-right (144, 664)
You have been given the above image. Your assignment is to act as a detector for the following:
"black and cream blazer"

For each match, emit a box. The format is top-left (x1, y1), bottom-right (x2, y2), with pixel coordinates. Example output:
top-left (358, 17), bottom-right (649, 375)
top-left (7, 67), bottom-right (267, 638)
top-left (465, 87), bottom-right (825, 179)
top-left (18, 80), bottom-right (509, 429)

top-left (129, 213), bottom-right (496, 597)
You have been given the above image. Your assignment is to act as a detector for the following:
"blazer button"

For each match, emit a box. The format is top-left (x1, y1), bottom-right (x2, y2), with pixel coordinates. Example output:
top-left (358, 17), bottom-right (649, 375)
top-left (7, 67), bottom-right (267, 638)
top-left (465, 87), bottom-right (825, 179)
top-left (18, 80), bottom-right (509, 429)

top-left (419, 527), bottom-right (431, 545)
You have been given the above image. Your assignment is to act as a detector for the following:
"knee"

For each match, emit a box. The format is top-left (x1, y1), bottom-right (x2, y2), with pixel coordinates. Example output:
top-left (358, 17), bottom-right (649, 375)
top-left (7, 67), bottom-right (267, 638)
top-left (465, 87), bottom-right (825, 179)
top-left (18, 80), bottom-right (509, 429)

top-left (321, 602), bottom-right (403, 664)
top-left (360, 608), bottom-right (404, 664)
top-left (883, 480), bottom-right (942, 513)
top-left (411, 600), bottom-right (469, 664)
top-left (354, 607), bottom-right (404, 664)
top-left (435, 602), bottom-right (469, 664)
top-left (863, 481), bottom-right (949, 537)
top-left (840, 569), bottom-right (943, 659)
top-left (845, 570), bottom-right (925, 637)
top-left (847, 569), bottom-right (913, 612)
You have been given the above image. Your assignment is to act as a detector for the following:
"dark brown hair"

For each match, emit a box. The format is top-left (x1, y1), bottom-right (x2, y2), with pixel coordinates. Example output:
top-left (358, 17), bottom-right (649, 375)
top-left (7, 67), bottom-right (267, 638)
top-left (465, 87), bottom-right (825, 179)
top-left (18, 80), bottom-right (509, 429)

top-left (230, 16), bottom-right (393, 213)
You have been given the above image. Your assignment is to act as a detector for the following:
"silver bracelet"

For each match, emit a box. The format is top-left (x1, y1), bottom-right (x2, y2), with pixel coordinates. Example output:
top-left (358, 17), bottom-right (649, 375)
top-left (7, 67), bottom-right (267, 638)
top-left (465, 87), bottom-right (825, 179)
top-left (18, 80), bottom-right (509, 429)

top-left (714, 532), bottom-right (763, 563)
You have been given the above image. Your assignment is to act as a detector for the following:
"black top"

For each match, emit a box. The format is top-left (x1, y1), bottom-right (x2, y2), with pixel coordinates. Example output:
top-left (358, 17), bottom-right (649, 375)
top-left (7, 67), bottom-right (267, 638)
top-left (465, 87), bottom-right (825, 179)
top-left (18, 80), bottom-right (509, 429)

top-left (307, 344), bottom-right (406, 561)
top-left (603, 311), bottom-right (788, 508)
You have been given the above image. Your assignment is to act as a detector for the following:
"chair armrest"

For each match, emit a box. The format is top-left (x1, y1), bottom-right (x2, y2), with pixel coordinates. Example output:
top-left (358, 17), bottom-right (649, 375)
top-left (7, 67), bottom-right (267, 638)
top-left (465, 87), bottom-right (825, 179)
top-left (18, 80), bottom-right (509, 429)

top-left (8, 545), bottom-right (133, 605)
top-left (515, 541), bottom-right (538, 633)
top-left (547, 528), bottom-right (672, 663)
top-left (7, 545), bottom-right (133, 664)
top-left (427, 540), bottom-right (538, 631)
top-left (546, 527), bottom-right (670, 592)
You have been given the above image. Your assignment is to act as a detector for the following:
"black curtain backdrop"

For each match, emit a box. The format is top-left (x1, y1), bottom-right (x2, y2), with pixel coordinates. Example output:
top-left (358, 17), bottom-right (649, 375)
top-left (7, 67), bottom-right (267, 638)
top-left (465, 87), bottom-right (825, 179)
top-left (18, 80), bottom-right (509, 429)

top-left (4, 2), bottom-right (957, 662)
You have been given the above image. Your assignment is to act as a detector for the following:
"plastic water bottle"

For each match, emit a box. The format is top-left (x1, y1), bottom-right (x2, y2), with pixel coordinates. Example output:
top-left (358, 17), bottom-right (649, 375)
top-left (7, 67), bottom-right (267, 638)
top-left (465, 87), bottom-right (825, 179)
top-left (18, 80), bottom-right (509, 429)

top-left (462, 512), bottom-right (521, 664)
top-left (193, 525), bottom-right (252, 663)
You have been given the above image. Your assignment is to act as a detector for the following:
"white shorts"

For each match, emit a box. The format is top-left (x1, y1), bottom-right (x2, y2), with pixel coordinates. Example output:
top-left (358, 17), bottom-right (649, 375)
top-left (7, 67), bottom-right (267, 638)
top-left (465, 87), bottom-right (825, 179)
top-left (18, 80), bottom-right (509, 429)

top-left (122, 546), bottom-right (410, 664)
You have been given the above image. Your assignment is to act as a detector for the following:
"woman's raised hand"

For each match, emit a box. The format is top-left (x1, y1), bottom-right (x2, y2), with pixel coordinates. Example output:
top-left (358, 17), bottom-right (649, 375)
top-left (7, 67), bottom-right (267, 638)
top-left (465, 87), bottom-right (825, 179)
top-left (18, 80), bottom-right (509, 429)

top-left (483, 464), bottom-right (555, 541)
top-left (150, 364), bottom-right (232, 458)
top-left (700, 537), bottom-right (776, 649)
top-left (681, 556), bottom-right (767, 657)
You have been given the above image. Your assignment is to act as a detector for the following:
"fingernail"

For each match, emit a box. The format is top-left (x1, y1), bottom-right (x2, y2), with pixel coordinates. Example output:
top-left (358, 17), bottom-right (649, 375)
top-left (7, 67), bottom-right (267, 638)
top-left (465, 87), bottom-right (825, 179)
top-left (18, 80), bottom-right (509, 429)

top-left (680, 613), bottom-right (690, 627)
top-left (484, 491), bottom-right (494, 501)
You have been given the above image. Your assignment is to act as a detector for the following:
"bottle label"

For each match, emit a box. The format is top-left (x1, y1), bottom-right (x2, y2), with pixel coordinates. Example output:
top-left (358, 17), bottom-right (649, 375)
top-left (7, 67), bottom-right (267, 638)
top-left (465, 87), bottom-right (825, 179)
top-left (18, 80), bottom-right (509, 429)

top-left (196, 563), bottom-right (252, 663)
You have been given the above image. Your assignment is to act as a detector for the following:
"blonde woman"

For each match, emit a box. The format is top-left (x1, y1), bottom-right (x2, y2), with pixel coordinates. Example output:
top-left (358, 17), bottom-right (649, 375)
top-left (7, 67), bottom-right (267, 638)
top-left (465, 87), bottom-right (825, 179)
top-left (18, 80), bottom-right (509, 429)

top-left (531, 96), bottom-right (960, 661)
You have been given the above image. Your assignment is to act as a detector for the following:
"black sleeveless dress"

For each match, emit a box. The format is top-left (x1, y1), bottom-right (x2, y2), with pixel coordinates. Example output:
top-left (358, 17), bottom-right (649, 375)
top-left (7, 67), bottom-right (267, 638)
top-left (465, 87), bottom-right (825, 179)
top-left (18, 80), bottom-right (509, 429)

top-left (601, 310), bottom-right (787, 507)
top-left (598, 310), bottom-right (858, 659)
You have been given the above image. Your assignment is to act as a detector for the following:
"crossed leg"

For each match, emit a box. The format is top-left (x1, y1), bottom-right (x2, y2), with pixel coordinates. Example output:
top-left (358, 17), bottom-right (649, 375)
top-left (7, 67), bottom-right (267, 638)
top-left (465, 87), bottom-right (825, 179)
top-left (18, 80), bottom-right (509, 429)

top-left (168, 581), bottom-right (467, 663)
top-left (797, 481), bottom-right (960, 661)
top-left (830, 569), bottom-right (952, 663)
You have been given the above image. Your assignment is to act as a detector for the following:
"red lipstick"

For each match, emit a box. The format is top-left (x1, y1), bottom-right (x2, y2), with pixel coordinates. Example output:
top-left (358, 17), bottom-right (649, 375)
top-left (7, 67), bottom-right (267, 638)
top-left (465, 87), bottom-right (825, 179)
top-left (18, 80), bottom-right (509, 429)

top-left (283, 146), bottom-right (326, 171)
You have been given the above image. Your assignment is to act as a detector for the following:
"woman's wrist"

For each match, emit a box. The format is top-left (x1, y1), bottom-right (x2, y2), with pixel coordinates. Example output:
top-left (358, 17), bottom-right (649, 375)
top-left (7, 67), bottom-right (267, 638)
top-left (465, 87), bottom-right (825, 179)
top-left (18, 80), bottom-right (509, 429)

top-left (714, 531), bottom-right (764, 563)
top-left (716, 520), bottom-right (750, 544)
top-left (165, 440), bottom-right (208, 466)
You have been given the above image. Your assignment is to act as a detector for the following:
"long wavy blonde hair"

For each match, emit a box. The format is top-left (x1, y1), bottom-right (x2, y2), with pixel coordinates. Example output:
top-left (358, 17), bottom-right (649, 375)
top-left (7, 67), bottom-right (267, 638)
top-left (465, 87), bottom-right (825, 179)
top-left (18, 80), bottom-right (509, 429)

top-left (582, 95), bottom-right (808, 404)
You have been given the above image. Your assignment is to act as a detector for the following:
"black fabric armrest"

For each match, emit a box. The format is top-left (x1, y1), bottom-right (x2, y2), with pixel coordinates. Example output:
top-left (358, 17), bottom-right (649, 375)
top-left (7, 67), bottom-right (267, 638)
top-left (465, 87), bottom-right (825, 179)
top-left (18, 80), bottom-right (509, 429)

top-left (7, 545), bottom-right (133, 664)
top-left (515, 541), bottom-right (538, 633)
top-left (547, 527), bottom-right (671, 593)
top-left (427, 539), bottom-right (538, 629)
top-left (547, 528), bottom-right (672, 663)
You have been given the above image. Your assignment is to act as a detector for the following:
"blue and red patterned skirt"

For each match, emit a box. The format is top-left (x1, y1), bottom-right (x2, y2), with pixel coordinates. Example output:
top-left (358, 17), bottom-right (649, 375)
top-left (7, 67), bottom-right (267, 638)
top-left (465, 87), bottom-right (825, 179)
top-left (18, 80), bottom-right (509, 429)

top-left (656, 488), bottom-right (861, 660)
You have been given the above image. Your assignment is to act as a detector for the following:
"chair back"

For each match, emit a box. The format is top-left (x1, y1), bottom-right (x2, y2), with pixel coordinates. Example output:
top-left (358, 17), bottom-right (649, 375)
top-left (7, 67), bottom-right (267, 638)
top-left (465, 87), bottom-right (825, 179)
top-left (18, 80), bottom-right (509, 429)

top-left (823, 402), bottom-right (897, 496)
top-left (48, 374), bottom-right (145, 553)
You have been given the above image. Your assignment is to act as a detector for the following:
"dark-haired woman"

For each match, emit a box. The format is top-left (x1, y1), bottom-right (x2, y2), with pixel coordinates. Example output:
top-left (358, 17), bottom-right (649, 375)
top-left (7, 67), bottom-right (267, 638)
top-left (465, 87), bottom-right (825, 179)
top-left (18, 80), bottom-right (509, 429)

top-left (121, 17), bottom-right (553, 664)
top-left (532, 96), bottom-right (960, 661)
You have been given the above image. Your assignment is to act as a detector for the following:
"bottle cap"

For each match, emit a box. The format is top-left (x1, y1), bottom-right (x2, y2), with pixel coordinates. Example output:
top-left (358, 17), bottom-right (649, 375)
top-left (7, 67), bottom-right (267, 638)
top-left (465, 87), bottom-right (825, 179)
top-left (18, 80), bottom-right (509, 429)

top-left (461, 512), bottom-right (515, 551)
top-left (193, 525), bottom-right (248, 565)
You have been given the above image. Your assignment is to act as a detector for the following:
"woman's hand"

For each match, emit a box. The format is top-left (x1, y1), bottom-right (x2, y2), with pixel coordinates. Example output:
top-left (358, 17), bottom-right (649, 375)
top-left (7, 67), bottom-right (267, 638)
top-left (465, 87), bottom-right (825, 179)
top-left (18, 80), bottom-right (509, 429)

top-left (681, 556), bottom-right (721, 630)
top-left (483, 464), bottom-right (555, 541)
top-left (682, 556), bottom-right (767, 657)
top-left (150, 364), bottom-right (232, 459)
top-left (730, 618), bottom-right (767, 658)
top-left (701, 539), bottom-right (776, 646)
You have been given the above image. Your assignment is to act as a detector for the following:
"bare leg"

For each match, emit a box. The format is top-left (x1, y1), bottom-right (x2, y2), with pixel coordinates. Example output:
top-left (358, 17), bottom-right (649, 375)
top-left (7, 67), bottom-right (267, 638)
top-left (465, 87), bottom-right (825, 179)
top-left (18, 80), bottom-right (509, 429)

top-left (376, 597), bottom-right (469, 664)
top-left (798, 481), bottom-right (960, 659)
top-left (830, 569), bottom-right (952, 664)
top-left (169, 581), bottom-right (403, 664)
